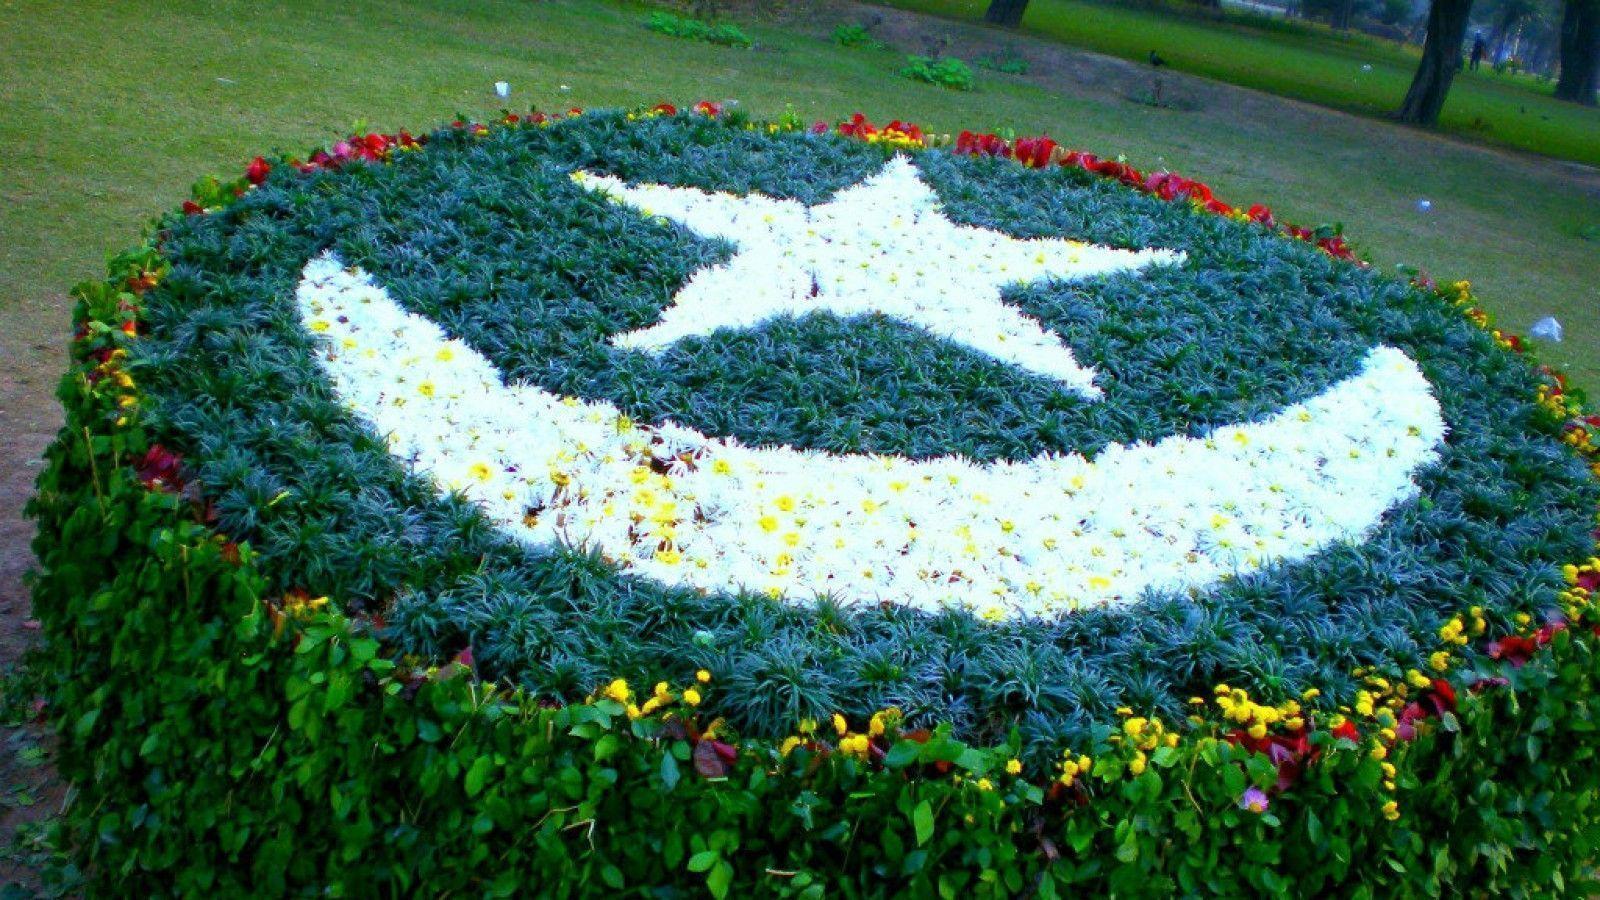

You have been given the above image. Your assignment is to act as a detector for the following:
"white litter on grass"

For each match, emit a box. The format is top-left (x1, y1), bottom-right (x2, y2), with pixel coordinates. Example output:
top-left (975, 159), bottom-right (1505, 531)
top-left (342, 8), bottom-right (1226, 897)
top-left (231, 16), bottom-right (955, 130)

top-left (1415, 199), bottom-right (1432, 213)
top-left (1530, 317), bottom-right (1564, 342)
top-left (494, 81), bottom-right (510, 98)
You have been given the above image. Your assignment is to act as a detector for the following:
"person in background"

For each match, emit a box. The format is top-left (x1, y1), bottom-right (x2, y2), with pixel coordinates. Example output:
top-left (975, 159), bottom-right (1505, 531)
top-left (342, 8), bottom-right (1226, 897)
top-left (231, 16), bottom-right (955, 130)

top-left (1470, 31), bottom-right (1487, 70)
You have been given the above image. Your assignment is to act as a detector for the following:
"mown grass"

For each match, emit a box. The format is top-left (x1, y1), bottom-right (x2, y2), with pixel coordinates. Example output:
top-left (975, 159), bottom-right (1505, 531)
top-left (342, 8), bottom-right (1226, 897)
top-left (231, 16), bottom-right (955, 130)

top-left (881, 0), bottom-right (1600, 165)
top-left (0, 0), bottom-right (1596, 384)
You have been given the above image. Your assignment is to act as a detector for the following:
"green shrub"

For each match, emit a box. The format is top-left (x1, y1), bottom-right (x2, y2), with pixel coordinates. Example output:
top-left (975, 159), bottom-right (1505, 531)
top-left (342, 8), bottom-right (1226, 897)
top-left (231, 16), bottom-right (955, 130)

top-left (900, 54), bottom-right (976, 90)
top-left (645, 11), bottom-right (752, 48)
top-left (833, 22), bottom-right (887, 49)
top-left (975, 52), bottom-right (1030, 75)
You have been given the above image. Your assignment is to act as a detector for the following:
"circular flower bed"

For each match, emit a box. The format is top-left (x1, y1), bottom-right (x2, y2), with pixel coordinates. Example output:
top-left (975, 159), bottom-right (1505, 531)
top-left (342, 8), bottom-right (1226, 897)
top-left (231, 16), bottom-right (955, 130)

top-left (30, 105), bottom-right (1600, 895)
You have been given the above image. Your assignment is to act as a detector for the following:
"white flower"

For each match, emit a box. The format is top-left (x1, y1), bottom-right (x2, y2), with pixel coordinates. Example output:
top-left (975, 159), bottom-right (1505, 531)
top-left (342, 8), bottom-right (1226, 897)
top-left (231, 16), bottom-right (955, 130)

top-left (296, 187), bottom-right (1445, 620)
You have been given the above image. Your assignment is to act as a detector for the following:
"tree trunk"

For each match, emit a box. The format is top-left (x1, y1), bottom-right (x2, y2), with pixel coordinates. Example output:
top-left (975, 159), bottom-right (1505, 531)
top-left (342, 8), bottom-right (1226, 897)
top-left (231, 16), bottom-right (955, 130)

top-left (1555, 0), bottom-right (1600, 104)
top-left (984, 0), bottom-right (1030, 27)
top-left (1398, 0), bottom-right (1475, 124)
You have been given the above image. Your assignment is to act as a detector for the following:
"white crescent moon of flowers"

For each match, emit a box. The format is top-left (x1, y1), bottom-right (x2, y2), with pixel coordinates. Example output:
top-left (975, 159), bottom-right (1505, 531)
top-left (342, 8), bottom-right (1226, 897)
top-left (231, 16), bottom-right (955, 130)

top-left (297, 252), bottom-right (1445, 621)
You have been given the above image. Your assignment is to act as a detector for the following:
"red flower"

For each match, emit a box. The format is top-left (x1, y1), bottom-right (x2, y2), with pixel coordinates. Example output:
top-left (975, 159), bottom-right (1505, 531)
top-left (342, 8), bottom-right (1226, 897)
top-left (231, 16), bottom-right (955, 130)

top-left (693, 100), bottom-right (722, 117)
top-left (955, 130), bottom-right (1008, 157)
top-left (1488, 634), bottom-right (1540, 667)
top-left (651, 102), bottom-right (678, 116)
top-left (1331, 719), bottom-right (1360, 743)
top-left (1246, 203), bottom-right (1275, 227)
top-left (1427, 678), bottom-right (1457, 714)
top-left (1012, 136), bottom-right (1058, 169)
top-left (246, 156), bottom-right (271, 186)
top-left (182, 200), bottom-right (204, 216)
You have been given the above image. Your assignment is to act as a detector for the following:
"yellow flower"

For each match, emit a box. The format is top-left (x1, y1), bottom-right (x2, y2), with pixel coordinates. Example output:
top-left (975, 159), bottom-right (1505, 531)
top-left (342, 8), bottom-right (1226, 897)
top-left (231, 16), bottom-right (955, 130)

top-left (1005, 758), bottom-right (1023, 775)
top-left (696, 669), bottom-right (712, 684)
top-left (976, 778), bottom-right (994, 791)
top-left (1382, 800), bottom-right (1400, 821)
top-left (1129, 752), bottom-right (1147, 776)
top-left (758, 515), bottom-right (779, 532)
top-left (604, 678), bottom-right (630, 703)
top-left (775, 495), bottom-right (796, 511)
top-left (779, 736), bottom-right (802, 757)
top-left (1429, 650), bottom-right (1451, 672)
top-left (832, 713), bottom-right (849, 736)
top-left (417, 381), bottom-right (436, 398)
top-left (683, 688), bottom-right (702, 707)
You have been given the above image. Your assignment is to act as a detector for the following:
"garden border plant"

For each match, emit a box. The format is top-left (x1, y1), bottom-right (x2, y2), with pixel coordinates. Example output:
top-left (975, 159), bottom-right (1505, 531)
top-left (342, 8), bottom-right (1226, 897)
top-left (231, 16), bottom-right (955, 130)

top-left (27, 103), bottom-right (1600, 895)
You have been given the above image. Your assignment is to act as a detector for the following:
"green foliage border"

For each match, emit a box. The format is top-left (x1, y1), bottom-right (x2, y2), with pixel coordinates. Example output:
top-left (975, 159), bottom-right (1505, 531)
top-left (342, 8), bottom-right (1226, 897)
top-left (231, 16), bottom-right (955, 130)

top-left (24, 106), bottom-right (1600, 896)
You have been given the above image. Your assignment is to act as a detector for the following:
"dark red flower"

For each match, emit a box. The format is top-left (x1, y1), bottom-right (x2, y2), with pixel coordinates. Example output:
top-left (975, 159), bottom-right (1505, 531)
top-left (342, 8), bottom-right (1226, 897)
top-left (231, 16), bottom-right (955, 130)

top-left (136, 444), bottom-right (184, 491)
top-left (182, 200), bottom-right (204, 216)
top-left (651, 102), bottom-right (678, 116)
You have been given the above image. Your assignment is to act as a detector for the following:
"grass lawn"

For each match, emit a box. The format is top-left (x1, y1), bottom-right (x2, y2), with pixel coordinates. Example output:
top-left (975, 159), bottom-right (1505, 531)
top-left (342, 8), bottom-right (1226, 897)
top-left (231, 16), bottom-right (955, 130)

top-left (881, 0), bottom-right (1600, 165)
top-left (0, 0), bottom-right (1597, 391)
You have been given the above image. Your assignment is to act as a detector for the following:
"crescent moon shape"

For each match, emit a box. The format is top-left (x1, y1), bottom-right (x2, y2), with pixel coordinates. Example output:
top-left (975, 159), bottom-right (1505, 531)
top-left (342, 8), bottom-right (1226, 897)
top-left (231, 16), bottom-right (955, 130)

top-left (298, 253), bottom-right (1446, 619)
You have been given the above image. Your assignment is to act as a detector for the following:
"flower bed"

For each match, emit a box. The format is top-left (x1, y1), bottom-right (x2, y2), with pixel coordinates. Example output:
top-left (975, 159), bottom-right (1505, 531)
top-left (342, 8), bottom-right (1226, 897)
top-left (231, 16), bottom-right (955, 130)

top-left (28, 104), bottom-right (1600, 895)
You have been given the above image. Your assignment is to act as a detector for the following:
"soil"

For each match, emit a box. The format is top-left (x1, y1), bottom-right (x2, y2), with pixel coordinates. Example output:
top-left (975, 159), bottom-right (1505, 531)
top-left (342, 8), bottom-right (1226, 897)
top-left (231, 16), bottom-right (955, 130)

top-left (0, 286), bottom-right (69, 893)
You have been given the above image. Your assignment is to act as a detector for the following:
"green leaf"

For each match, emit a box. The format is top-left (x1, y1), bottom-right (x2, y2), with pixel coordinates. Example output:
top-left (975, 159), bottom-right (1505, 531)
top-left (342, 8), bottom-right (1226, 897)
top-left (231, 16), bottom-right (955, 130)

top-left (594, 733), bottom-right (624, 762)
top-left (708, 861), bottom-right (734, 899)
top-left (884, 740), bottom-right (921, 769)
top-left (913, 799), bottom-right (935, 847)
top-left (687, 850), bottom-right (719, 873)
top-left (661, 749), bottom-right (681, 792)
top-left (465, 755), bottom-right (494, 798)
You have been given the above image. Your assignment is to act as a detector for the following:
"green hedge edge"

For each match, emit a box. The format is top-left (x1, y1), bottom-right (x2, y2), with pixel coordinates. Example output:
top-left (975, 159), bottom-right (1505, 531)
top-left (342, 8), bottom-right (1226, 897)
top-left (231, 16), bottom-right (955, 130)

top-left (25, 144), bottom-right (1600, 899)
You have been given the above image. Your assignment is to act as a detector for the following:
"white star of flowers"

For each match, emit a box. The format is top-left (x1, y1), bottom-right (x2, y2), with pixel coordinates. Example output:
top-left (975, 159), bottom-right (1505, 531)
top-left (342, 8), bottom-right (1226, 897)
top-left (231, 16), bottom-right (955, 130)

top-left (576, 157), bottom-right (1184, 398)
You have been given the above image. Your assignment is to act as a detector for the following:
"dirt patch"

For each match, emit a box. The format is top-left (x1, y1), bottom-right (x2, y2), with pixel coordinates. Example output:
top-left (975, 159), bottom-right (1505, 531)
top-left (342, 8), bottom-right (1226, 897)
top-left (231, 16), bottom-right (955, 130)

top-left (0, 288), bottom-right (70, 895)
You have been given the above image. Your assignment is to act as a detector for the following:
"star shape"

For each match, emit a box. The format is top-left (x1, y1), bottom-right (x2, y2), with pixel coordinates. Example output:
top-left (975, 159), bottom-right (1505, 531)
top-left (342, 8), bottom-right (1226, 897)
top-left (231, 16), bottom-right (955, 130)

top-left (576, 156), bottom-right (1183, 398)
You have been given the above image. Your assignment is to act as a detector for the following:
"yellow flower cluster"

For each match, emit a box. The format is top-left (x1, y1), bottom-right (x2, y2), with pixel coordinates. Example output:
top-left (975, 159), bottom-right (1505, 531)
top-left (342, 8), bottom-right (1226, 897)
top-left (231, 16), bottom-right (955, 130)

top-left (1211, 685), bottom-right (1305, 737)
top-left (1560, 560), bottom-right (1599, 620)
top-left (1057, 750), bottom-right (1094, 787)
top-left (597, 672), bottom-right (709, 720)
top-left (283, 593), bottom-right (330, 617)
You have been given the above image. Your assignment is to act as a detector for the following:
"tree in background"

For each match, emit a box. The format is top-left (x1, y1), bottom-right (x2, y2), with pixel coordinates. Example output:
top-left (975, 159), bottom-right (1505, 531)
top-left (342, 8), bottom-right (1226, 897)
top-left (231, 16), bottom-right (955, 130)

top-left (1555, 0), bottom-right (1600, 103)
top-left (984, 0), bottom-right (1031, 27)
top-left (1398, 0), bottom-right (1477, 123)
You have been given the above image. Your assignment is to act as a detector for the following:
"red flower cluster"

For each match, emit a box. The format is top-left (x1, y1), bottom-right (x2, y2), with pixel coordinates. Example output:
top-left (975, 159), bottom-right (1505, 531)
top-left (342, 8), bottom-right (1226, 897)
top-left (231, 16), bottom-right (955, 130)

top-left (946, 126), bottom-right (1358, 262)
top-left (1489, 620), bottom-right (1570, 667)
top-left (836, 113), bottom-right (925, 145)
top-left (1230, 724), bottom-right (1319, 792)
top-left (297, 131), bottom-right (422, 174)
top-left (1395, 679), bottom-right (1457, 740)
